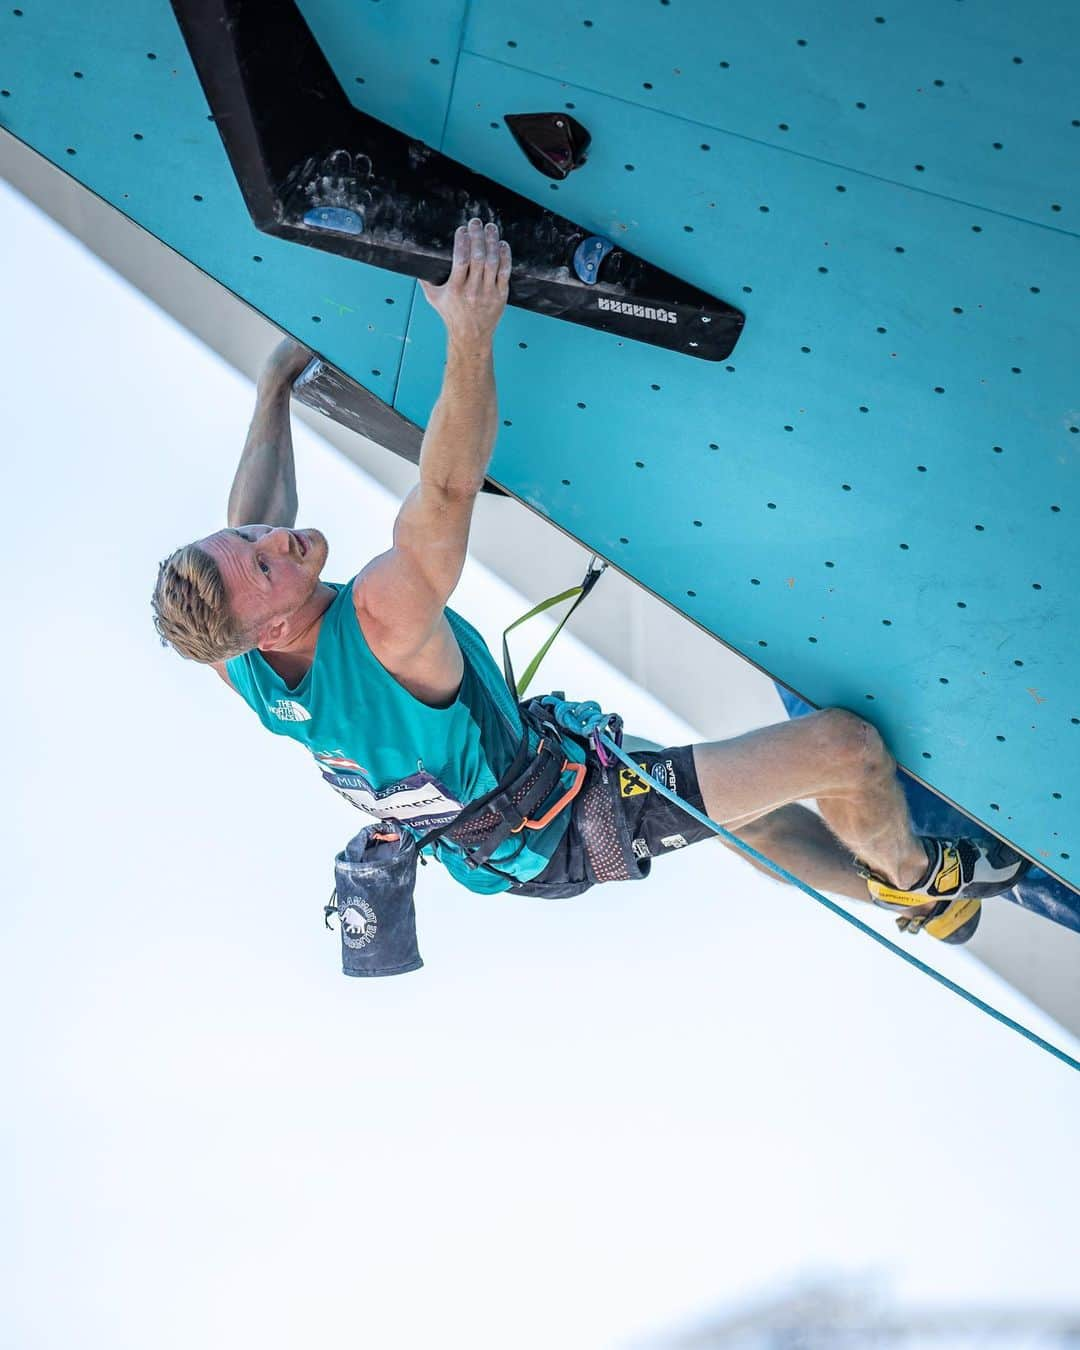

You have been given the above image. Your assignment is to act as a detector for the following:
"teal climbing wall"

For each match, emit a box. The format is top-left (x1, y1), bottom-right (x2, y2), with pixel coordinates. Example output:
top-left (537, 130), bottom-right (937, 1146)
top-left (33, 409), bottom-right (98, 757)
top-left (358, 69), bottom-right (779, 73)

top-left (2, 0), bottom-right (1077, 891)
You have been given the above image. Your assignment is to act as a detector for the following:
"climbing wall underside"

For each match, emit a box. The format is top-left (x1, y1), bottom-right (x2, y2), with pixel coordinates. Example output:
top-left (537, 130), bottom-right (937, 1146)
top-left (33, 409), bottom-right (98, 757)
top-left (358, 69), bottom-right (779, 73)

top-left (2, 0), bottom-right (1077, 890)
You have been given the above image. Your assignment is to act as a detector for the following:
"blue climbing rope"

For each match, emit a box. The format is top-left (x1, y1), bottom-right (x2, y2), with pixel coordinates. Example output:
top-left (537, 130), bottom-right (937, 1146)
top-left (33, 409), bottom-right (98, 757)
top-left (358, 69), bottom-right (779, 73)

top-left (539, 696), bottom-right (1080, 1075)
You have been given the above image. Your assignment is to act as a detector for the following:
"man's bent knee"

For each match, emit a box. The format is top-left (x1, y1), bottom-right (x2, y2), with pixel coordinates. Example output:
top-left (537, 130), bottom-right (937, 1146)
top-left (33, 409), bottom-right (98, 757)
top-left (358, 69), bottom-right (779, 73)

top-left (813, 707), bottom-right (891, 774)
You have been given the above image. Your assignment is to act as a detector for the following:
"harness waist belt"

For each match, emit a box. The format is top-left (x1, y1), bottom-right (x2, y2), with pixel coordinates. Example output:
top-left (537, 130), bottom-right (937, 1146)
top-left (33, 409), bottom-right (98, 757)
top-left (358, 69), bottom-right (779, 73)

top-left (414, 700), bottom-right (587, 871)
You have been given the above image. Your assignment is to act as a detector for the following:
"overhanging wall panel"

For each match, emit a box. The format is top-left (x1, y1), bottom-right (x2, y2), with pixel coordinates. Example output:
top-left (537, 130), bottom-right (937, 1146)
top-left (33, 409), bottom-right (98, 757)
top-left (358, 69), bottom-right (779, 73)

top-left (2, 0), bottom-right (1077, 888)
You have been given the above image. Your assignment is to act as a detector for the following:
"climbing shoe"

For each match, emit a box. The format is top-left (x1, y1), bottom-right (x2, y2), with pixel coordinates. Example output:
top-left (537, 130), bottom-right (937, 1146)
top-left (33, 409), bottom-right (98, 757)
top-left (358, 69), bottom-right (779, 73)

top-left (856, 836), bottom-right (1030, 944)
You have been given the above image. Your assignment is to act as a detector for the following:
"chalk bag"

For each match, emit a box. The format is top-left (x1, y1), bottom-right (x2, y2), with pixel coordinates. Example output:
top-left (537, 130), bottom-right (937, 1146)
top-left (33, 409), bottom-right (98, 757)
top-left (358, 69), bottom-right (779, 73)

top-left (324, 824), bottom-right (423, 977)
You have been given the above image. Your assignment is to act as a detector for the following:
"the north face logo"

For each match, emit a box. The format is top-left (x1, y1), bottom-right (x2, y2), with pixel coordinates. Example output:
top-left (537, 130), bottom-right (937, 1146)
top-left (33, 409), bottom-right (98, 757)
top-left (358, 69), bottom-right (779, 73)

top-left (269, 699), bottom-right (311, 722)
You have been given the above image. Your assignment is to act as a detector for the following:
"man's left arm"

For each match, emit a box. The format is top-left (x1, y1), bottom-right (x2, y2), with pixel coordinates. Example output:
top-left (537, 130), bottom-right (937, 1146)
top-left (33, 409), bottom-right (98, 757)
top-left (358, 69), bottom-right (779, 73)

top-left (226, 337), bottom-right (313, 528)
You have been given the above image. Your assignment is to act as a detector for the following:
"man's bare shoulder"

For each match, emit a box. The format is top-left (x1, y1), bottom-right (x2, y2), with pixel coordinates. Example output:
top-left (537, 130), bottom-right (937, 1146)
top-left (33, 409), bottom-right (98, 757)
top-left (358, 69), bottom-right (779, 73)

top-left (350, 574), bottom-right (464, 708)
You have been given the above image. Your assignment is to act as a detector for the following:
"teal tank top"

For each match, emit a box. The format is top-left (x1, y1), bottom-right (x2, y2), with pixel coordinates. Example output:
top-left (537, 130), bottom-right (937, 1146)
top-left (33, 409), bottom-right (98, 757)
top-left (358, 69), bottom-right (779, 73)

top-left (224, 580), bottom-right (585, 893)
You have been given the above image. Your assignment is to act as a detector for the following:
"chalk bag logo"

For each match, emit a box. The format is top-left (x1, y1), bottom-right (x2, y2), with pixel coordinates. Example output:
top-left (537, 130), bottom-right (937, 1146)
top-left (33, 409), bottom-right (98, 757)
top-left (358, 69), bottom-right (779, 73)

top-left (269, 699), bottom-right (312, 722)
top-left (340, 897), bottom-right (378, 950)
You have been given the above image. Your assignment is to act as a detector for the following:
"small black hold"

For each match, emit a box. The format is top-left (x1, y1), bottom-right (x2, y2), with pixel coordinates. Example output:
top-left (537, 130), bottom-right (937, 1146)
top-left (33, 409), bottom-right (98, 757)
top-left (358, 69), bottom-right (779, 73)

top-left (506, 112), bottom-right (591, 180)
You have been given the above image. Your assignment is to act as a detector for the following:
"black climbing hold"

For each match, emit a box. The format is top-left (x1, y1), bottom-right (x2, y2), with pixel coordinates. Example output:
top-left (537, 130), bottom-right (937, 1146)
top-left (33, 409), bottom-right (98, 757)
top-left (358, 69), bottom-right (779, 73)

top-left (169, 0), bottom-right (744, 362)
top-left (503, 112), bottom-right (591, 180)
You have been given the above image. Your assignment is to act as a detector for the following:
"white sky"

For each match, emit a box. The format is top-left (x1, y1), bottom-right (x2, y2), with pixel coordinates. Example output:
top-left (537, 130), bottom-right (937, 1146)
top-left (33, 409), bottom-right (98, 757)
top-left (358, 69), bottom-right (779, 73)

top-left (3, 179), bottom-right (1079, 1349)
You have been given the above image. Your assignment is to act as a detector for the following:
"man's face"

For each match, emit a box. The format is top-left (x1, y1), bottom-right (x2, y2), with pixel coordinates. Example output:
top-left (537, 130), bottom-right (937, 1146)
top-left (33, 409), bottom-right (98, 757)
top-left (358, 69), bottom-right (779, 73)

top-left (199, 525), bottom-right (329, 647)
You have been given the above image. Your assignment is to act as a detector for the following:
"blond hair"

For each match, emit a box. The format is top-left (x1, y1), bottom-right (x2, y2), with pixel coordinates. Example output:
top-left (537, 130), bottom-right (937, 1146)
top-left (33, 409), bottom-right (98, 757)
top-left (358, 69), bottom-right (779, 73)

top-left (151, 543), bottom-right (255, 664)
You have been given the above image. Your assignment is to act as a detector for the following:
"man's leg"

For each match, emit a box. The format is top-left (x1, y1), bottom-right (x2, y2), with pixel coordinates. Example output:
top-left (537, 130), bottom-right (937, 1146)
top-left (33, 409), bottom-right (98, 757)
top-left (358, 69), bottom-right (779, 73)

top-left (722, 802), bottom-right (872, 902)
top-left (690, 707), bottom-right (929, 896)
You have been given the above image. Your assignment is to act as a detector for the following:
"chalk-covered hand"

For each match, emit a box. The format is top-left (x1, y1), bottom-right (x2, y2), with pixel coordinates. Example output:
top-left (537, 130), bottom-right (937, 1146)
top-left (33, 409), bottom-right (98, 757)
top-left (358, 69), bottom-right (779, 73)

top-left (419, 218), bottom-right (512, 343)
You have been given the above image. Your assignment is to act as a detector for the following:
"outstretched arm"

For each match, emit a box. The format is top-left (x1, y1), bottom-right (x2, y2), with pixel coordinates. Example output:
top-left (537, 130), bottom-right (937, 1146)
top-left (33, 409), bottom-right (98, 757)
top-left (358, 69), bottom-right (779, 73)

top-left (354, 219), bottom-right (512, 658)
top-left (226, 337), bottom-right (313, 528)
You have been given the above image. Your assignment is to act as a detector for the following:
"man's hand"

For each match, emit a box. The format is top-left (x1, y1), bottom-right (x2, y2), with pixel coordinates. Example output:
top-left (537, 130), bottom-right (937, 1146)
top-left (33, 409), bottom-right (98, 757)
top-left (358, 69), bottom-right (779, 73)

top-left (259, 336), bottom-right (315, 394)
top-left (419, 218), bottom-right (512, 343)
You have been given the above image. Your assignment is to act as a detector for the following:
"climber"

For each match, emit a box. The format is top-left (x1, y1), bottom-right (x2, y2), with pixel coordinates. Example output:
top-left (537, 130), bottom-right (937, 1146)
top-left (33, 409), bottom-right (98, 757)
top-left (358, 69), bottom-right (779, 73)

top-left (150, 218), bottom-right (1028, 943)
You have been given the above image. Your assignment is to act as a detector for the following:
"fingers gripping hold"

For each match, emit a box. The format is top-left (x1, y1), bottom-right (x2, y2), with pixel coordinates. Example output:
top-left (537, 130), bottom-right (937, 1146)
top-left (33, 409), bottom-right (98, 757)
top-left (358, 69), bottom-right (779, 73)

top-left (420, 218), bottom-right (512, 339)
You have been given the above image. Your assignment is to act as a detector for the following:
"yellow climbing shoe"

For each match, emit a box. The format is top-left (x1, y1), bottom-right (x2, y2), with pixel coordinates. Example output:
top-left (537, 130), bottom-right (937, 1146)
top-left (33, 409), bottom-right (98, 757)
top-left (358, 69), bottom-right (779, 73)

top-left (856, 836), bottom-right (1029, 945)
